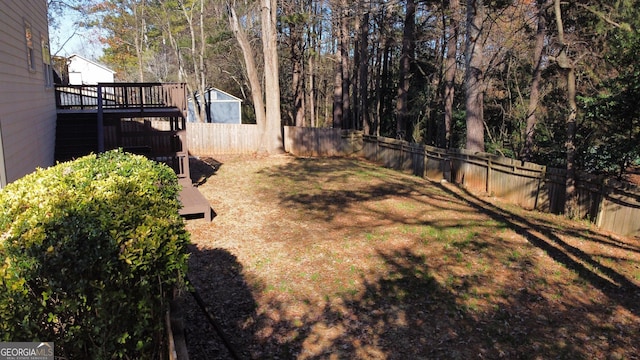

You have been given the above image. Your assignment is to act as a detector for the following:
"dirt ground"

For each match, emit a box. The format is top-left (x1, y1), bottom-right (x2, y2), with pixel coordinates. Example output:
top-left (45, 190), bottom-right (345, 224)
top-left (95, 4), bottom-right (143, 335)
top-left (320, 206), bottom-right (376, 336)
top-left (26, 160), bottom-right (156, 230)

top-left (178, 154), bottom-right (640, 360)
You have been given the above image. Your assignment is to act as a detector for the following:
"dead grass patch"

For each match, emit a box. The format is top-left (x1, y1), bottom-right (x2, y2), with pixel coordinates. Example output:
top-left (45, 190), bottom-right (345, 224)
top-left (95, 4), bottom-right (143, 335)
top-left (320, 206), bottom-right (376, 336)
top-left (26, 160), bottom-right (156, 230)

top-left (181, 154), bottom-right (640, 360)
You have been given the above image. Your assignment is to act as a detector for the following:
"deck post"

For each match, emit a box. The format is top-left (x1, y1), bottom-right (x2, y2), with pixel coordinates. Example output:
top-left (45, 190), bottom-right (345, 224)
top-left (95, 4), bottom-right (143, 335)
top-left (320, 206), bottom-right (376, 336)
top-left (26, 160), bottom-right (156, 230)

top-left (97, 84), bottom-right (104, 152)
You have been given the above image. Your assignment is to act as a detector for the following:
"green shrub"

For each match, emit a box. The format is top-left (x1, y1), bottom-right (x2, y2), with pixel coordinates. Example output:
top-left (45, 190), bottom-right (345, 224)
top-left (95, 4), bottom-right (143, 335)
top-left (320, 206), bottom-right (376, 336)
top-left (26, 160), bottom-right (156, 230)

top-left (0, 150), bottom-right (190, 359)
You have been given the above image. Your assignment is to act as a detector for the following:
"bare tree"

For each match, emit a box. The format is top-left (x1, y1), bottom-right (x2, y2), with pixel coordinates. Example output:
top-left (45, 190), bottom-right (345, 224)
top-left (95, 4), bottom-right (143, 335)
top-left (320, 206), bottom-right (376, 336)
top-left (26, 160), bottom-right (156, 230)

top-left (551, 0), bottom-right (578, 217)
top-left (357, 0), bottom-right (371, 134)
top-left (396, 0), bottom-right (416, 141)
top-left (282, 0), bottom-right (307, 127)
top-left (155, 0), bottom-right (207, 122)
top-left (227, 2), bottom-right (266, 130)
top-left (464, 0), bottom-right (485, 152)
top-left (442, 0), bottom-right (460, 148)
top-left (332, 0), bottom-right (346, 129)
top-left (523, 0), bottom-right (551, 160)
top-left (261, 0), bottom-right (283, 153)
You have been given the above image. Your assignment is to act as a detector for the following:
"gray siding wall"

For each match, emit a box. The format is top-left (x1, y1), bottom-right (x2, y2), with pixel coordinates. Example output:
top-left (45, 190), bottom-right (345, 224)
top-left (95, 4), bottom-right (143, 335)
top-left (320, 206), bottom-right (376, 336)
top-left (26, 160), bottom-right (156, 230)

top-left (0, 0), bottom-right (57, 186)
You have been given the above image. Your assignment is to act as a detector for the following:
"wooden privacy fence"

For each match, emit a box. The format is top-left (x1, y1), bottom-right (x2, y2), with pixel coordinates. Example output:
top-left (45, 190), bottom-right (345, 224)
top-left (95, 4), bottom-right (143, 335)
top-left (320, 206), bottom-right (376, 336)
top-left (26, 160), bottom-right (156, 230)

top-left (362, 135), bottom-right (640, 237)
top-left (150, 121), bottom-right (263, 155)
top-left (142, 123), bottom-right (639, 237)
top-left (287, 129), bottom-right (639, 238)
top-left (284, 126), bottom-right (363, 157)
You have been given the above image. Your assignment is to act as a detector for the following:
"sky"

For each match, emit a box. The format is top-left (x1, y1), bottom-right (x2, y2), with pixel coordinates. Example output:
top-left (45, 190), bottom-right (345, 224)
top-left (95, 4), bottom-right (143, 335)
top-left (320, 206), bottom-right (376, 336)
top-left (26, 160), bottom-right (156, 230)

top-left (49, 5), bottom-right (104, 60)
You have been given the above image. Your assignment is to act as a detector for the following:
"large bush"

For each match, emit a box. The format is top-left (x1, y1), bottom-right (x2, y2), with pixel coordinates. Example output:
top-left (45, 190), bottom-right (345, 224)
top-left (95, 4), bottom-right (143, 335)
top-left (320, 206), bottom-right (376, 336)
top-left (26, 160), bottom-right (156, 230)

top-left (0, 150), bottom-right (190, 359)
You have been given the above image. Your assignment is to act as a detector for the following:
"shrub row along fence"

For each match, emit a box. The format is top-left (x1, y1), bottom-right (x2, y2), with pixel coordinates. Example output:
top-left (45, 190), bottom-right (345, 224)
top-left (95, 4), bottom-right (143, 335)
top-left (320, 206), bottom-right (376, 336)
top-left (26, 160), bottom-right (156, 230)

top-left (148, 122), bottom-right (638, 237)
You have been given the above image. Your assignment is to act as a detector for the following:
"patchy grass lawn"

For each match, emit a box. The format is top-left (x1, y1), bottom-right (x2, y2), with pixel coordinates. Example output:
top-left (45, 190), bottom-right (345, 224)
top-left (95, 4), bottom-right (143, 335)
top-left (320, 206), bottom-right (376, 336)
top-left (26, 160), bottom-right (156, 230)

top-left (181, 154), bottom-right (640, 360)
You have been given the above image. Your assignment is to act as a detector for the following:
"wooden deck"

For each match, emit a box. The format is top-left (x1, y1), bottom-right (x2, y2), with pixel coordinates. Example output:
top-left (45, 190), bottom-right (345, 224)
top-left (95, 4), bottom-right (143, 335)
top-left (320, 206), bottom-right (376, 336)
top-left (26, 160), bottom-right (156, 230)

top-left (55, 83), bottom-right (214, 221)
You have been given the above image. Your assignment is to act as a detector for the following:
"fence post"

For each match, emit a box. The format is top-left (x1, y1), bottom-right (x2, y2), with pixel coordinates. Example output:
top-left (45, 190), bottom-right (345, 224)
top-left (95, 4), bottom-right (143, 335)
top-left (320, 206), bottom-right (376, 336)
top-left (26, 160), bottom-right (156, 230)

top-left (423, 148), bottom-right (428, 179)
top-left (595, 178), bottom-right (608, 229)
top-left (487, 157), bottom-right (492, 194)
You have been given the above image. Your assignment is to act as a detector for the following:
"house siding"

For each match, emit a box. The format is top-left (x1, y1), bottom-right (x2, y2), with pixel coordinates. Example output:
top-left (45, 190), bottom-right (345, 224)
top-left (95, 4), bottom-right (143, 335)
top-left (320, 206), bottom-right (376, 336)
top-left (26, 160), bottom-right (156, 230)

top-left (0, 0), bottom-right (56, 186)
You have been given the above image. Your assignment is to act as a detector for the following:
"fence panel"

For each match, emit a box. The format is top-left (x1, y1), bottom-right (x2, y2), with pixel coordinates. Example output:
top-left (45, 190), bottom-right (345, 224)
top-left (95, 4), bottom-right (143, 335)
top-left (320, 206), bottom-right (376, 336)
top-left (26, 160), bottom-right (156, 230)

top-left (183, 123), bottom-right (262, 155)
top-left (597, 180), bottom-right (640, 236)
top-left (284, 127), bottom-right (362, 157)
top-left (538, 167), bottom-right (566, 214)
top-left (487, 158), bottom-right (545, 210)
top-left (575, 173), bottom-right (605, 221)
top-left (448, 149), bottom-right (488, 193)
top-left (362, 135), bottom-right (379, 163)
top-left (377, 138), bottom-right (404, 170)
top-left (424, 145), bottom-right (448, 181)
top-left (405, 143), bottom-right (425, 177)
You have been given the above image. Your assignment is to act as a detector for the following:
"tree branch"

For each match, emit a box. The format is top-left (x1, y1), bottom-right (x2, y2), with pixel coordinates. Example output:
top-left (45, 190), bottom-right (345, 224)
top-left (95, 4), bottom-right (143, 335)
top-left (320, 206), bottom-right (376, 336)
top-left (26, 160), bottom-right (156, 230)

top-left (576, 3), bottom-right (632, 32)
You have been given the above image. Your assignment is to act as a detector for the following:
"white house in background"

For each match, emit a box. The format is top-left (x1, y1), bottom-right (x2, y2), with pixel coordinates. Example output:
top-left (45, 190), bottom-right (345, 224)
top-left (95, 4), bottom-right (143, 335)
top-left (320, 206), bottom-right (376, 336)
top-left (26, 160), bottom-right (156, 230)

top-left (67, 54), bottom-right (115, 85)
top-left (0, 0), bottom-right (56, 188)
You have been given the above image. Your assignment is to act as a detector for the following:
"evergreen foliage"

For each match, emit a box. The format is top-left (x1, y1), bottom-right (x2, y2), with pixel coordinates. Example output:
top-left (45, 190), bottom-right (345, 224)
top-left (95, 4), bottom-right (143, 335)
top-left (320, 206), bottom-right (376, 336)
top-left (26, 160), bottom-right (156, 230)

top-left (0, 150), bottom-right (190, 359)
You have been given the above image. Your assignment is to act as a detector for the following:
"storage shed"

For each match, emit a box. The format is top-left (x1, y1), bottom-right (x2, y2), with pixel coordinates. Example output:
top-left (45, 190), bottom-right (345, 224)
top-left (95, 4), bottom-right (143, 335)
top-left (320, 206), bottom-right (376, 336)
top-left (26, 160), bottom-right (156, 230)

top-left (188, 88), bottom-right (242, 124)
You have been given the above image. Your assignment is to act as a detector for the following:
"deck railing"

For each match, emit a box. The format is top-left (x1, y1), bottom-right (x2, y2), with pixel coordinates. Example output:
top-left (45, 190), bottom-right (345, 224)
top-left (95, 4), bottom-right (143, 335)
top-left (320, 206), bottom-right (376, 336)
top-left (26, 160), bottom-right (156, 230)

top-left (56, 83), bottom-right (187, 118)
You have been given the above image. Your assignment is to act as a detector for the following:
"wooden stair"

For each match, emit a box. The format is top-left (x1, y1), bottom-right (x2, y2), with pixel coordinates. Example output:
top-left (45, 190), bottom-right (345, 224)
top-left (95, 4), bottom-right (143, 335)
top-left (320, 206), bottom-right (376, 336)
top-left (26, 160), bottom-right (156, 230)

top-left (178, 178), bottom-right (213, 221)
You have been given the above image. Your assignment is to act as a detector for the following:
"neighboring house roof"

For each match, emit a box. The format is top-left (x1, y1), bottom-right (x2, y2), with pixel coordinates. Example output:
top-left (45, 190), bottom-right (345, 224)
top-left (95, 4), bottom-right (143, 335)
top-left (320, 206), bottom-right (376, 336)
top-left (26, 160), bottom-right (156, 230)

top-left (68, 54), bottom-right (116, 74)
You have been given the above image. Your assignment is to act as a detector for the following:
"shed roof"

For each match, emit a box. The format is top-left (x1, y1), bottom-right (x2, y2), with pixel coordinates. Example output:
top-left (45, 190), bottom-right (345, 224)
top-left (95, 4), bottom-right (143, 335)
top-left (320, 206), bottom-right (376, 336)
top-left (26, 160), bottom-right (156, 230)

top-left (206, 87), bottom-right (242, 102)
top-left (68, 54), bottom-right (116, 74)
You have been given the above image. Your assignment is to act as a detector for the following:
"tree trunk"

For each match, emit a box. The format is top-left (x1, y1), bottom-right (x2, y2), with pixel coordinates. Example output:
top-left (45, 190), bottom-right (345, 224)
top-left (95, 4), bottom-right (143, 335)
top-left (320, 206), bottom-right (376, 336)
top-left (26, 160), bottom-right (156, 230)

top-left (261, 0), bottom-right (283, 153)
top-left (332, 1), bottom-right (344, 129)
top-left (308, 26), bottom-right (316, 127)
top-left (353, 6), bottom-right (361, 130)
top-left (292, 39), bottom-right (305, 127)
top-left (134, 0), bottom-right (146, 82)
top-left (552, 0), bottom-right (578, 217)
top-left (373, 3), bottom-right (393, 137)
top-left (464, 0), bottom-right (485, 152)
top-left (372, 38), bottom-right (381, 136)
top-left (381, 42), bottom-right (393, 136)
top-left (442, 0), bottom-right (460, 148)
top-left (307, 0), bottom-right (320, 127)
top-left (340, 0), bottom-right (351, 129)
top-left (358, 0), bottom-right (370, 132)
top-left (228, 5), bottom-right (266, 131)
top-left (289, 7), bottom-right (305, 127)
top-left (198, 0), bottom-right (206, 121)
top-left (523, 0), bottom-right (550, 160)
top-left (396, 0), bottom-right (416, 141)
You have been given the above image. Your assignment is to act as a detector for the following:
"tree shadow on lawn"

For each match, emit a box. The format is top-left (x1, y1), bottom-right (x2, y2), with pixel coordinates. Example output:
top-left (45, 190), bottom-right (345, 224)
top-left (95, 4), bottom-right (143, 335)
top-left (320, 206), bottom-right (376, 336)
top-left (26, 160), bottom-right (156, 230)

top-left (183, 157), bottom-right (639, 359)
top-left (436, 183), bottom-right (640, 319)
top-left (188, 155), bottom-right (222, 186)
top-left (256, 157), bottom-right (466, 225)
top-left (184, 246), bottom-right (638, 359)
top-left (261, 157), bottom-right (639, 312)
top-left (181, 247), bottom-right (257, 359)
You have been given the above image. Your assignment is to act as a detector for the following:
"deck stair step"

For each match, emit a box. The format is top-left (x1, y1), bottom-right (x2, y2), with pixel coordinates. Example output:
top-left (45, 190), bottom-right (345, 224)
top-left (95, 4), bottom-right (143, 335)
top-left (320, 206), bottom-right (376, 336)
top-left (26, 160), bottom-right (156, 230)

top-left (178, 179), bottom-right (213, 221)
